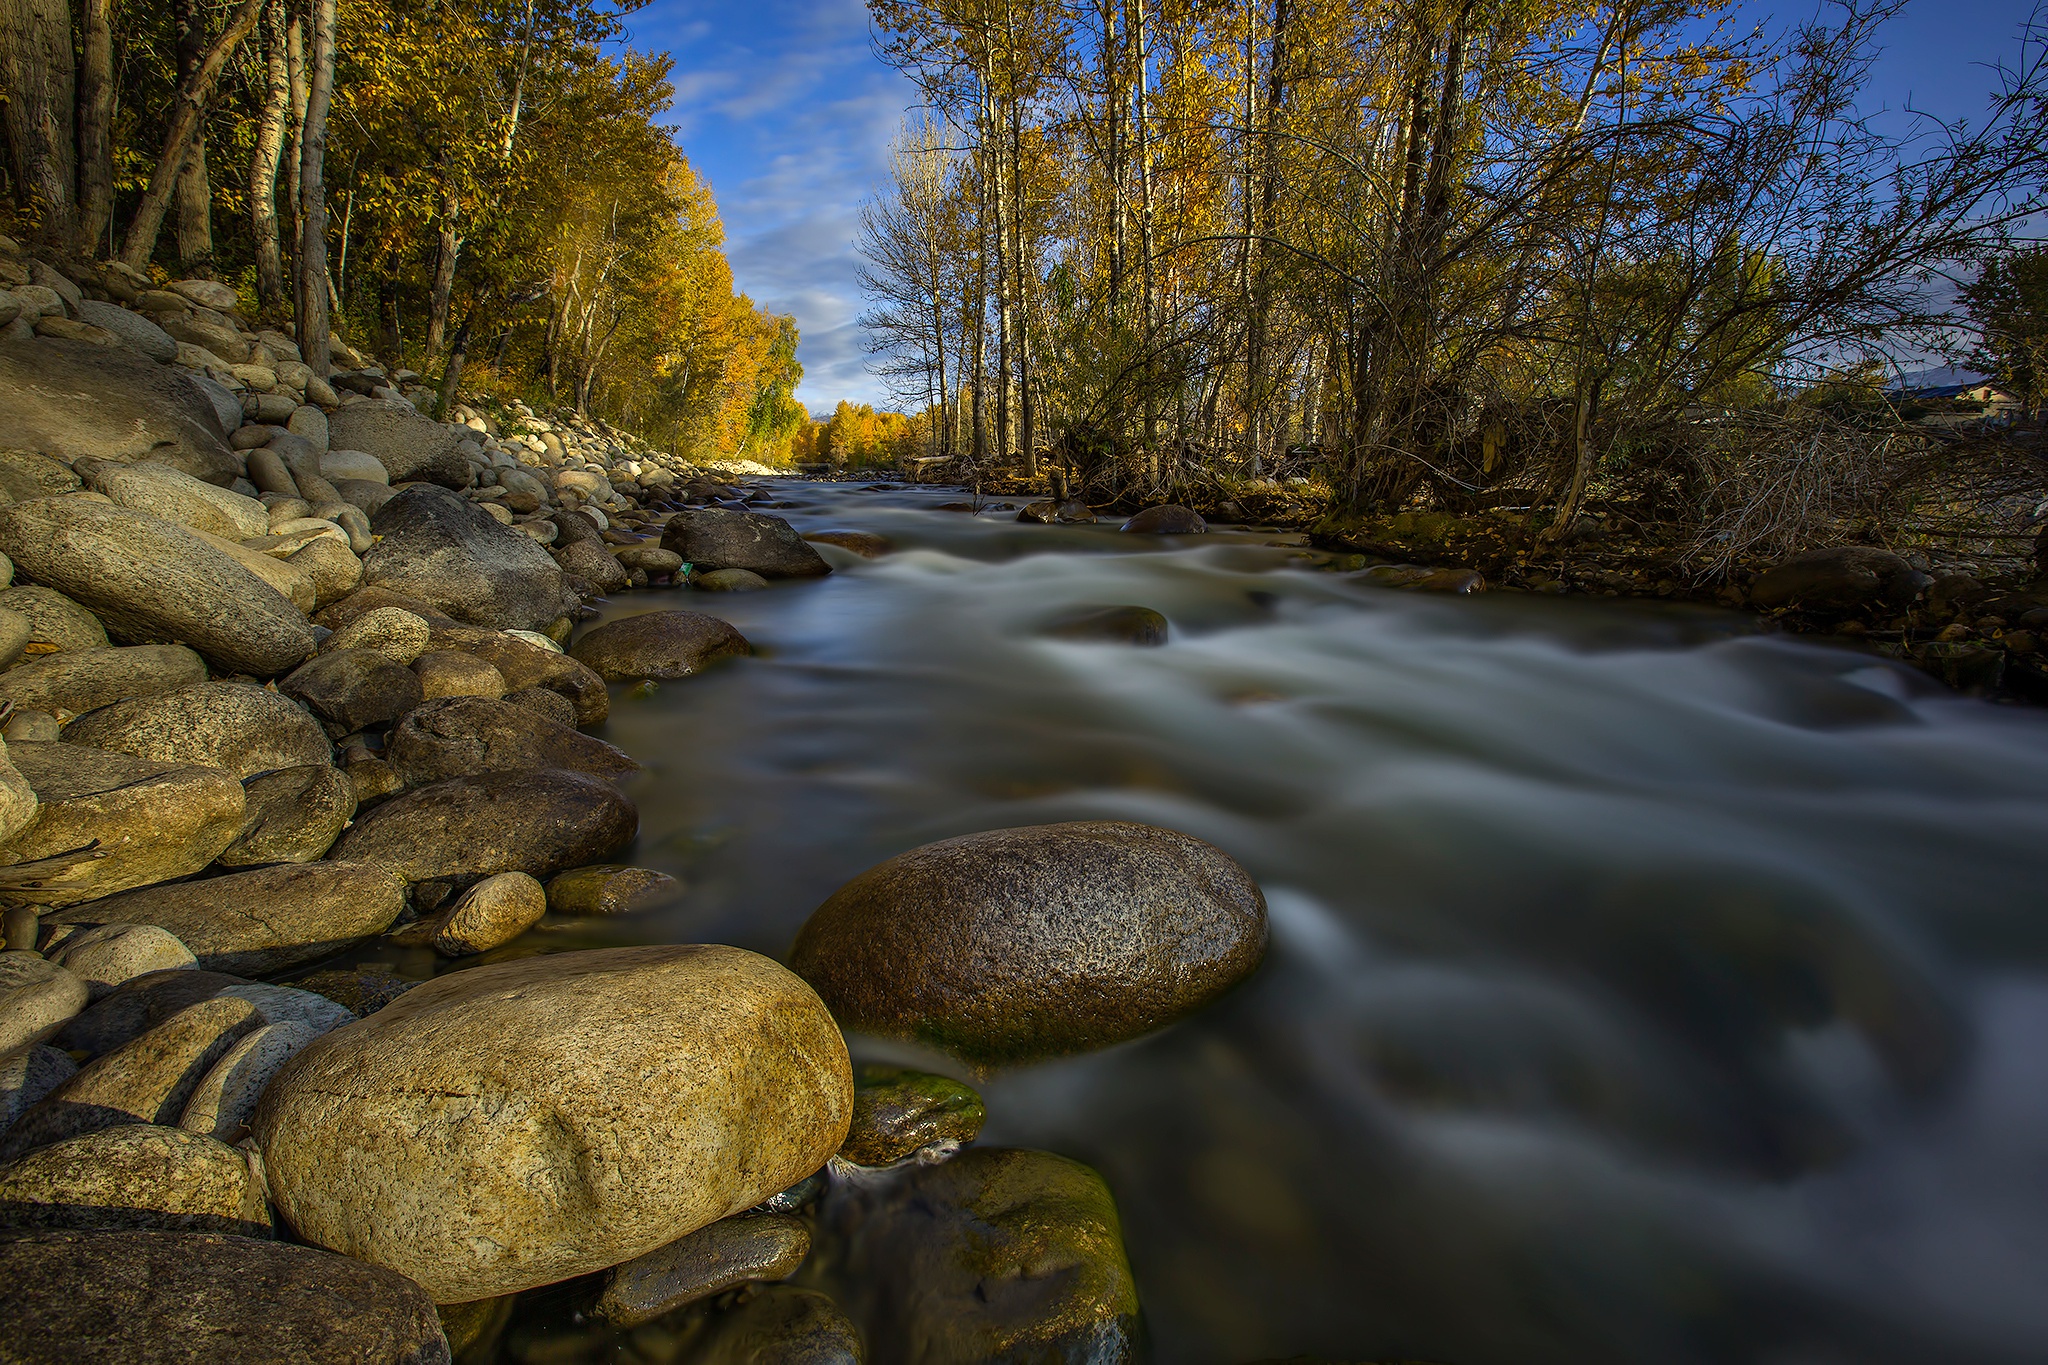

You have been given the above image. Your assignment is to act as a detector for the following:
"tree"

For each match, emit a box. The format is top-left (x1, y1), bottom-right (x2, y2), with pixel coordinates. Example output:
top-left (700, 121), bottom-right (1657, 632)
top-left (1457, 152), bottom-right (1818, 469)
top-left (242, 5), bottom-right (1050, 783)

top-left (1962, 245), bottom-right (2048, 413)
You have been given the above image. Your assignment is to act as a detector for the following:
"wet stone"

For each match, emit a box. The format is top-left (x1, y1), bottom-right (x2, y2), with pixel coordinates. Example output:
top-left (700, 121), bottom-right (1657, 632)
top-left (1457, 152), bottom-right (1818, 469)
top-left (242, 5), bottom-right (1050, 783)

top-left (544, 865), bottom-right (679, 917)
top-left (839, 1066), bottom-right (986, 1167)
top-left (1121, 504), bottom-right (1208, 534)
top-left (649, 1285), bottom-right (864, 1365)
top-left (595, 1211), bottom-right (812, 1327)
top-left (1042, 605), bottom-right (1170, 647)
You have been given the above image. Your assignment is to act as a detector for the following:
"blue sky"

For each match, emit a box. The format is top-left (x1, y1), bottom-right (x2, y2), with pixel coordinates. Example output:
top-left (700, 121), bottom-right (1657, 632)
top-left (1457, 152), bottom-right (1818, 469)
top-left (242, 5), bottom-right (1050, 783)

top-left (623, 0), bottom-right (2040, 414)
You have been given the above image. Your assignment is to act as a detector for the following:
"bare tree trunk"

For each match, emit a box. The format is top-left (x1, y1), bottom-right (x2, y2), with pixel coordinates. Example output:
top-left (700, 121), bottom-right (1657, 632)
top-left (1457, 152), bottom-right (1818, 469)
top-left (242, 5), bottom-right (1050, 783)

top-left (284, 9), bottom-right (305, 243)
top-left (294, 0), bottom-right (336, 374)
top-left (172, 0), bottom-right (214, 274)
top-left (1010, 88), bottom-right (1035, 478)
top-left (75, 0), bottom-right (113, 255)
top-left (0, 0), bottom-right (77, 243)
top-left (1244, 0), bottom-right (1291, 476)
top-left (426, 186), bottom-right (461, 357)
top-left (1130, 0), bottom-right (1158, 453)
top-left (118, 0), bottom-right (262, 270)
top-left (249, 0), bottom-right (290, 314)
top-left (436, 308), bottom-right (473, 418)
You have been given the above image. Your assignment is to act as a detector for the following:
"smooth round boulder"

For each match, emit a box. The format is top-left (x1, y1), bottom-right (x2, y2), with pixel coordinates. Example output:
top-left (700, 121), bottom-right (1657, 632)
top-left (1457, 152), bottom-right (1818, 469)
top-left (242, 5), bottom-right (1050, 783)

top-left (0, 499), bottom-right (316, 676)
top-left (814, 1147), bottom-right (1137, 1362)
top-left (400, 870), bottom-right (546, 956)
top-left (430, 624), bottom-right (608, 725)
top-left (695, 567), bottom-right (769, 592)
top-left (410, 649), bottom-right (506, 702)
top-left (0, 1229), bottom-right (451, 1364)
top-left (661, 508), bottom-right (832, 578)
top-left (0, 1044), bottom-right (76, 1132)
top-left (54, 968), bottom-right (247, 1058)
top-left (384, 695), bottom-right (639, 787)
top-left (0, 336), bottom-right (242, 486)
top-left (44, 923), bottom-right (196, 999)
top-left (616, 544), bottom-right (684, 574)
top-left (1120, 504), bottom-right (1207, 533)
top-left (281, 647), bottom-right (424, 732)
top-left (554, 538), bottom-right (630, 595)
top-left (0, 584), bottom-right (108, 655)
top-left (287, 533), bottom-right (364, 605)
top-left (839, 1065), bottom-right (986, 1167)
top-left (363, 485), bottom-right (571, 632)
top-left (75, 298), bottom-right (177, 361)
top-left (0, 743), bottom-right (245, 904)
top-left (321, 606), bottom-right (430, 664)
top-left (0, 643), bottom-right (207, 719)
top-left (0, 1124), bottom-right (270, 1236)
top-left (49, 862), bottom-right (407, 976)
top-left (569, 610), bottom-right (750, 682)
top-left (219, 764), bottom-right (357, 866)
top-left (326, 398), bottom-right (468, 486)
top-left (0, 952), bottom-right (90, 1055)
top-left (60, 681), bottom-right (331, 778)
top-left (179, 1019), bottom-right (325, 1143)
top-left (789, 821), bottom-right (1268, 1064)
top-left (328, 768), bottom-right (638, 882)
top-left (83, 459), bottom-right (270, 540)
top-left (594, 1212), bottom-right (811, 1327)
top-left (252, 944), bottom-right (854, 1302)
top-left (544, 864), bottom-right (678, 916)
top-left (1042, 604), bottom-right (1169, 647)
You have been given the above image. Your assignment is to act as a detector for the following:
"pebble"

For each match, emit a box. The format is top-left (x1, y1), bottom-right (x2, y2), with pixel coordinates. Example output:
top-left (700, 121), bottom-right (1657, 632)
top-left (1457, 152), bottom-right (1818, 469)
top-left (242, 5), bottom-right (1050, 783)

top-left (594, 1211), bottom-right (812, 1326)
top-left (839, 1065), bottom-right (986, 1166)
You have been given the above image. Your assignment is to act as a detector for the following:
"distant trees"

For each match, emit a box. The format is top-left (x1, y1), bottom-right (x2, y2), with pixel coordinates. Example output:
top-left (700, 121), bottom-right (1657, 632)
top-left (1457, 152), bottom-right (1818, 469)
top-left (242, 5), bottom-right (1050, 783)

top-left (1963, 246), bottom-right (2048, 414)
top-left (859, 0), bottom-right (2048, 540)
top-left (0, 0), bottom-right (801, 461)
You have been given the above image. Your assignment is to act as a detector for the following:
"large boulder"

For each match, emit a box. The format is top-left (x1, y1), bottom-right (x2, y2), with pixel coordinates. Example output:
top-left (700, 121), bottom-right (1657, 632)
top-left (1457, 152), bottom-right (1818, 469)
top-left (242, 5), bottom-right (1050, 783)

top-left (661, 508), bottom-right (832, 578)
top-left (0, 449), bottom-right (82, 503)
top-left (327, 769), bottom-right (637, 883)
top-left (82, 459), bottom-right (269, 540)
top-left (54, 968), bottom-right (247, 1058)
top-left (363, 486), bottom-right (571, 632)
top-left (280, 648), bottom-right (423, 732)
top-left (1120, 504), bottom-right (1208, 533)
top-left (0, 743), bottom-right (245, 904)
top-left (553, 537), bottom-right (630, 595)
top-left (0, 953), bottom-right (90, 1055)
top-left (813, 1147), bottom-right (1139, 1362)
top-left (74, 299), bottom-right (177, 362)
top-left (219, 765), bottom-right (356, 866)
top-left (0, 584), bottom-right (107, 654)
top-left (0, 1230), bottom-right (451, 1364)
top-left (385, 696), bottom-right (638, 787)
top-left (0, 644), bottom-right (207, 719)
top-left (49, 862), bottom-right (407, 975)
top-left (325, 399), bottom-right (469, 487)
top-left (0, 336), bottom-right (241, 485)
top-left (43, 923), bottom-right (196, 999)
top-left (61, 681), bottom-right (331, 778)
top-left (0, 1124), bottom-right (271, 1236)
top-left (429, 625), bottom-right (608, 725)
top-left (253, 944), bottom-right (854, 1302)
top-left (0, 499), bottom-right (315, 676)
top-left (789, 821), bottom-right (1269, 1064)
top-left (1749, 546), bottom-right (1934, 611)
top-left (568, 610), bottom-right (751, 682)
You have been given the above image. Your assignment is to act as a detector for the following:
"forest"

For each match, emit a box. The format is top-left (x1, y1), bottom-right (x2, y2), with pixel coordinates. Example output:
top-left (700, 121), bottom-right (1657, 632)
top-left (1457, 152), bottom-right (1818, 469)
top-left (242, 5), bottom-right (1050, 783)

top-left (0, 0), bottom-right (806, 461)
top-left (856, 0), bottom-right (2048, 568)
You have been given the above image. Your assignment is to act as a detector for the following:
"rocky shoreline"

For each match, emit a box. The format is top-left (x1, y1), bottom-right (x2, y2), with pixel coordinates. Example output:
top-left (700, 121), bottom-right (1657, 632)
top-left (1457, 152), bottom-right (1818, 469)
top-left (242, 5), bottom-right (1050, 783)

top-left (0, 245), bottom-right (1278, 1362)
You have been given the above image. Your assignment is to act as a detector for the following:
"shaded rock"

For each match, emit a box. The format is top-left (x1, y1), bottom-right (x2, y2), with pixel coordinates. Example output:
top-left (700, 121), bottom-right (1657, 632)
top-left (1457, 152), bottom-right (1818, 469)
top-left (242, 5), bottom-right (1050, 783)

top-left (61, 681), bottom-right (330, 778)
top-left (179, 1020), bottom-right (324, 1143)
top-left (503, 686), bottom-right (577, 728)
top-left (0, 449), bottom-right (82, 503)
top-left (0, 336), bottom-right (240, 485)
top-left (0, 743), bottom-right (245, 904)
top-left (814, 1147), bottom-right (1137, 1363)
top-left (332, 476), bottom-right (397, 516)
top-left (0, 1124), bottom-right (270, 1236)
top-left (54, 969), bottom-right (246, 1058)
top-left (0, 709), bottom-right (57, 742)
top-left (1042, 605), bottom-right (1169, 647)
top-left (342, 754), bottom-right (404, 807)
top-left (554, 538), bottom-right (629, 594)
top-left (437, 1296), bottom-right (515, 1362)
top-left (596, 1212), bottom-right (811, 1327)
top-left (317, 585), bottom-right (460, 633)
top-left (322, 449), bottom-right (389, 485)
top-left (0, 1229), bottom-right (452, 1364)
top-left (431, 625), bottom-right (608, 724)
top-left (666, 1285), bottom-right (864, 1365)
top-left (0, 952), bottom-right (89, 1055)
top-left (392, 871), bottom-right (546, 957)
top-left (1018, 499), bottom-right (1096, 524)
top-left (0, 1045), bottom-right (76, 1133)
top-left (281, 648), bottom-right (424, 732)
top-left (329, 769), bottom-right (637, 883)
top-left (616, 544), bottom-right (684, 574)
top-left (323, 606), bottom-right (430, 664)
top-left (0, 606), bottom-right (29, 666)
top-left (386, 696), bottom-right (638, 787)
top-left (0, 643), bottom-right (207, 719)
top-left (75, 299), bottom-right (177, 362)
top-left (790, 821), bottom-right (1268, 1065)
top-left (292, 966), bottom-right (417, 1017)
top-left (253, 944), bottom-right (855, 1302)
top-left (326, 398), bottom-right (469, 487)
top-left (805, 530), bottom-right (894, 558)
top-left (364, 486), bottom-right (571, 632)
top-left (697, 567), bottom-right (769, 592)
top-left (220, 765), bottom-right (355, 867)
top-left (0, 584), bottom-right (108, 654)
top-left (213, 982), bottom-right (356, 1035)
top-left (1121, 504), bottom-right (1207, 534)
top-left (0, 731), bottom-right (34, 840)
top-left (1750, 546), bottom-right (1933, 612)
top-left (544, 864), bottom-right (678, 917)
top-left (0, 499), bottom-right (315, 676)
top-left (661, 508), bottom-right (832, 578)
top-left (569, 610), bottom-right (750, 682)
top-left (839, 1066), bottom-right (986, 1167)
top-left (1360, 563), bottom-right (1485, 594)
top-left (1, 995), bottom-right (262, 1157)
top-left (169, 279), bottom-right (240, 312)
top-left (51, 862), bottom-right (407, 976)
top-left (412, 649), bottom-right (506, 701)
top-left (45, 924), bottom-right (195, 999)
top-left (83, 459), bottom-right (269, 540)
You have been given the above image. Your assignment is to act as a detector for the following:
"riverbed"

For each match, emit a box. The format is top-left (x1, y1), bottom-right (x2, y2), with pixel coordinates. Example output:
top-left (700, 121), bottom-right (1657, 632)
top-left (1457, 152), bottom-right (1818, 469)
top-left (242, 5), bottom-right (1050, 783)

top-left (510, 481), bottom-right (2048, 1364)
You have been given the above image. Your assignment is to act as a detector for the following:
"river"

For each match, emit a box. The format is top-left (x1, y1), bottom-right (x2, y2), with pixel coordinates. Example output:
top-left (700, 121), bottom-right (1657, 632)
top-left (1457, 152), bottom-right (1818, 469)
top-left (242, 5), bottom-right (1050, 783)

top-left (535, 481), bottom-right (2048, 1364)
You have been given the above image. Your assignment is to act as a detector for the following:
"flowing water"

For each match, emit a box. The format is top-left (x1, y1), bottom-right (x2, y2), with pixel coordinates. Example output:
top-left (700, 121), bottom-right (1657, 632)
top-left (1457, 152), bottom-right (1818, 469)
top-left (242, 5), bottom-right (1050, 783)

top-left (545, 481), bottom-right (2048, 1364)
